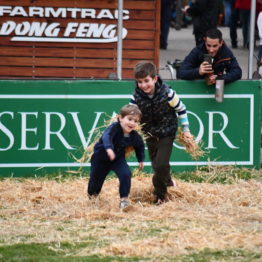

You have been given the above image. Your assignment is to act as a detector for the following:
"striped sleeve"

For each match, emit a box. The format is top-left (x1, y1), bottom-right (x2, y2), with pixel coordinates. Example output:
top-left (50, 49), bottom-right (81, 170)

top-left (167, 88), bottom-right (190, 131)
top-left (129, 95), bottom-right (137, 105)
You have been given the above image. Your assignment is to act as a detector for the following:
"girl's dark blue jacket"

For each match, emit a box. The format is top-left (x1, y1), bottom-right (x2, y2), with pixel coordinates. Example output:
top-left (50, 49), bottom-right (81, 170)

top-left (177, 42), bottom-right (242, 84)
top-left (93, 121), bottom-right (145, 162)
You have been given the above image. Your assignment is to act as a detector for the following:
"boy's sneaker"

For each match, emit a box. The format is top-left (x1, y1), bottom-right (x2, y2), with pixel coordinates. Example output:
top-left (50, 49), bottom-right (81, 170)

top-left (154, 197), bottom-right (167, 206)
top-left (155, 198), bottom-right (164, 206)
top-left (119, 199), bottom-right (132, 211)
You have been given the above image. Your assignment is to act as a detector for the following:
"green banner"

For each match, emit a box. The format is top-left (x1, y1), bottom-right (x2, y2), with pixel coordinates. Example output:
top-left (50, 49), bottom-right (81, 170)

top-left (0, 80), bottom-right (261, 176)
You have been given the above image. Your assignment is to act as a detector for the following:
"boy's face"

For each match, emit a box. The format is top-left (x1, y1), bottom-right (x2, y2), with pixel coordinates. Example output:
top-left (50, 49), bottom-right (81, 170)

top-left (205, 37), bottom-right (223, 57)
top-left (136, 75), bottom-right (157, 95)
top-left (119, 114), bottom-right (140, 134)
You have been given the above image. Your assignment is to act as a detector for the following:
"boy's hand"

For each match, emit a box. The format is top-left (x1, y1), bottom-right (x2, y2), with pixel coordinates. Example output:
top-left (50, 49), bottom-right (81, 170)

top-left (183, 131), bottom-right (193, 140)
top-left (106, 149), bottom-right (115, 161)
top-left (138, 162), bottom-right (144, 171)
top-left (182, 5), bottom-right (190, 13)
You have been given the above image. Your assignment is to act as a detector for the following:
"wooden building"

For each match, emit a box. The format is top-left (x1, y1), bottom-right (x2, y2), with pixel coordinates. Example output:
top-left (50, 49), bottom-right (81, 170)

top-left (0, 0), bottom-right (160, 79)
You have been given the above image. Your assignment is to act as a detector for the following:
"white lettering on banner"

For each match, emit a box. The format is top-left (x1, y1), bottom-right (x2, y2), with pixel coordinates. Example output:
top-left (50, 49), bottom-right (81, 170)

top-left (0, 112), bottom-right (14, 151)
top-left (0, 6), bottom-right (130, 43)
top-left (0, 6), bottom-right (11, 16)
top-left (64, 23), bottom-right (118, 38)
top-left (29, 7), bottom-right (44, 17)
top-left (44, 112), bottom-right (74, 150)
top-left (207, 111), bottom-right (239, 149)
top-left (70, 111), bottom-right (118, 149)
top-left (10, 6), bottom-right (27, 16)
top-left (0, 110), bottom-right (240, 152)
top-left (0, 6), bottom-right (130, 19)
top-left (0, 21), bottom-right (15, 34)
top-left (69, 111), bottom-right (103, 149)
top-left (81, 9), bottom-right (96, 19)
top-left (66, 8), bottom-right (82, 18)
top-left (0, 21), bottom-right (60, 37)
top-left (19, 112), bottom-right (39, 150)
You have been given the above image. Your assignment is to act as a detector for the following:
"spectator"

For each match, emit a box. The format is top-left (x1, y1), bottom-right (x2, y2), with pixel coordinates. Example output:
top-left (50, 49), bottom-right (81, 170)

top-left (257, 11), bottom-right (262, 60)
top-left (177, 28), bottom-right (242, 84)
top-left (160, 0), bottom-right (174, 49)
top-left (235, 0), bottom-right (250, 48)
top-left (224, 0), bottom-right (232, 26)
top-left (174, 0), bottom-right (185, 30)
top-left (183, 0), bottom-right (221, 45)
top-left (229, 0), bottom-right (239, 48)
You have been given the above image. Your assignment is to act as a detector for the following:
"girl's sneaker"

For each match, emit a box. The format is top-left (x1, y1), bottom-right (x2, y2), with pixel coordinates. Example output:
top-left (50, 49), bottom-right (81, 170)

top-left (119, 199), bottom-right (132, 211)
top-left (119, 199), bottom-right (129, 208)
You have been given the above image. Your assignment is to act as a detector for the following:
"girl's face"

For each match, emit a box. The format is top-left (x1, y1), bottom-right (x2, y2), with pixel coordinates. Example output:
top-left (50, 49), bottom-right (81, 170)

top-left (119, 114), bottom-right (140, 134)
top-left (136, 75), bottom-right (158, 95)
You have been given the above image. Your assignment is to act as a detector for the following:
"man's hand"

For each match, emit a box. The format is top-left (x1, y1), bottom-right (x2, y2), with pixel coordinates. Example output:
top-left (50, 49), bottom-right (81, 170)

top-left (106, 149), bottom-right (115, 161)
top-left (199, 61), bottom-right (213, 75)
top-left (207, 74), bottom-right (218, 85)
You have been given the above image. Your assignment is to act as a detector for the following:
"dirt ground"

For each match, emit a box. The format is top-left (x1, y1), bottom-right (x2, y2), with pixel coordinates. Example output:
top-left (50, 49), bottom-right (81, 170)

top-left (0, 174), bottom-right (261, 258)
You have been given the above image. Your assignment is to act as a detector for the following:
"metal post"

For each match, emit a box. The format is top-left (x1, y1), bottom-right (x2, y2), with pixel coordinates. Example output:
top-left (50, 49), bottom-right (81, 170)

top-left (248, 0), bottom-right (256, 79)
top-left (117, 0), bottom-right (123, 80)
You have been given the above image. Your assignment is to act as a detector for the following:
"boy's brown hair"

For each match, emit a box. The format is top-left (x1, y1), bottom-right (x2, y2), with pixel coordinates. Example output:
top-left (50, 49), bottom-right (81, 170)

top-left (120, 104), bottom-right (142, 120)
top-left (134, 61), bottom-right (157, 79)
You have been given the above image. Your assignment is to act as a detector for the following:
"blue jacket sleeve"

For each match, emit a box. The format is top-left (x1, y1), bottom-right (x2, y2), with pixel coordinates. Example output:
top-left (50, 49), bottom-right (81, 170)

top-left (177, 47), bottom-right (202, 80)
top-left (221, 56), bottom-right (242, 84)
top-left (133, 133), bottom-right (145, 162)
top-left (101, 123), bottom-right (117, 150)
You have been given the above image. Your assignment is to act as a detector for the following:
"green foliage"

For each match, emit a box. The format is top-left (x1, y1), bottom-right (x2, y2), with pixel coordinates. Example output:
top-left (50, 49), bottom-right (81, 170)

top-left (0, 171), bottom-right (86, 183)
top-left (0, 243), bottom-right (261, 262)
top-left (1, 166), bottom-right (260, 185)
top-left (173, 166), bottom-right (261, 184)
top-left (178, 248), bottom-right (262, 262)
top-left (0, 243), bottom-right (144, 262)
top-left (1, 167), bottom-right (260, 185)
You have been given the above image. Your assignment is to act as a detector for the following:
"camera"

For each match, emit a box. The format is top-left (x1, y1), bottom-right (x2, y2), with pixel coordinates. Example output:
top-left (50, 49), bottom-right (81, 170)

top-left (203, 54), bottom-right (213, 65)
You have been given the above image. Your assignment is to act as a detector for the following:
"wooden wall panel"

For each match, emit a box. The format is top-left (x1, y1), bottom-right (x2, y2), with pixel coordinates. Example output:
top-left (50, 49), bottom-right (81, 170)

top-left (0, 0), bottom-right (160, 79)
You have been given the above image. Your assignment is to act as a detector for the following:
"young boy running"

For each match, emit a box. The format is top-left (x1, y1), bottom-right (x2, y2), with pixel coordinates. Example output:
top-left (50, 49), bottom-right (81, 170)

top-left (87, 104), bottom-right (145, 210)
top-left (130, 61), bottom-right (193, 205)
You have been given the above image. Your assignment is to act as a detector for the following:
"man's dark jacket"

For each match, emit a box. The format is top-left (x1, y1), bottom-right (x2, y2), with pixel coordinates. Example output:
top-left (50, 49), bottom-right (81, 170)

top-left (177, 42), bottom-right (242, 84)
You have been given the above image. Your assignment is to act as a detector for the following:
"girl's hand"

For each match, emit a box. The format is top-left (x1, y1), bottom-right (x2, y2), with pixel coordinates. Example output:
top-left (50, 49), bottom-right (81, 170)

top-left (106, 149), bottom-right (115, 161)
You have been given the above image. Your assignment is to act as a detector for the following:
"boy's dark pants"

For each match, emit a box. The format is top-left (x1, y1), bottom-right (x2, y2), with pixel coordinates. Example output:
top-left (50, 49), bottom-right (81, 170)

top-left (146, 135), bottom-right (175, 201)
top-left (87, 154), bottom-right (131, 199)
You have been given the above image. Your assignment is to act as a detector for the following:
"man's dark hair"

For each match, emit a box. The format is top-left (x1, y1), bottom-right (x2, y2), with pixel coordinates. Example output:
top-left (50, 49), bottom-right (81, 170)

top-left (205, 28), bottom-right (223, 41)
top-left (134, 61), bottom-right (157, 79)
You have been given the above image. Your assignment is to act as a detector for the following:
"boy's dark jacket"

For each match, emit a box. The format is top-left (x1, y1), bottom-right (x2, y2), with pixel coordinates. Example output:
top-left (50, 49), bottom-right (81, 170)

top-left (132, 77), bottom-right (177, 138)
top-left (93, 121), bottom-right (145, 162)
top-left (177, 42), bottom-right (242, 84)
